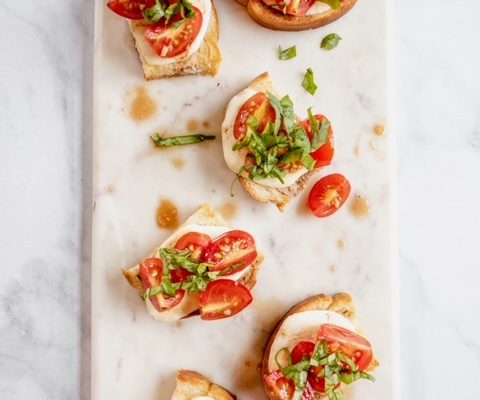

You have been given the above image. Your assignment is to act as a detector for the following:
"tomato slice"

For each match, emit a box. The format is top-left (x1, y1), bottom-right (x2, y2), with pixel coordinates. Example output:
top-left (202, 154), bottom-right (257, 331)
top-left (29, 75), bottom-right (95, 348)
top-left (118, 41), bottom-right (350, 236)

top-left (107, 0), bottom-right (155, 19)
top-left (139, 258), bottom-right (185, 311)
top-left (144, 8), bottom-right (203, 58)
top-left (285, 0), bottom-right (316, 15)
top-left (307, 366), bottom-right (326, 393)
top-left (233, 92), bottom-right (277, 140)
top-left (170, 267), bottom-right (192, 283)
top-left (199, 280), bottom-right (253, 320)
top-left (318, 324), bottom-right (373, 371)
top-left (303, 114), bottom-right (335, 168)
top-left (291, 341), bottom-right (315, 364)
top-left (174, 231), bottom-right (212, 260)
top-left (264, 370), bottom-right (295, 400)
top-left (308, 174), bottom-right (351, 218)
top-left (203, 230), bottom-right (257, 273)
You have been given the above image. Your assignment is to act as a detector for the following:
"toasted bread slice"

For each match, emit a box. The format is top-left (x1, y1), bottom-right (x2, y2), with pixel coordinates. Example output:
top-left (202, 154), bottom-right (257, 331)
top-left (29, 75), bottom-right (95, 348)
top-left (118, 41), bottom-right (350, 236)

top-left (246, 0), bottom-right (358, 31)
top-left (128, 3), bottom-right (222, 80)
top-left (225, 72), bottom-right (318, 211)
top-left (261, 293), bottom-right (378, 399)
top-left (171, 370), bottom-right (236, 400)
top-left (122, 204), bottom-right (264, 321)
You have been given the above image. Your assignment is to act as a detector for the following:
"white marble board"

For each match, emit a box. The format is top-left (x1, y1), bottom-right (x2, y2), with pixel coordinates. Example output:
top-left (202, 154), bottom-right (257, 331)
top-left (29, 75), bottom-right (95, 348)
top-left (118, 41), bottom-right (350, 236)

top-left (92, 0), bottom-right (396, 399)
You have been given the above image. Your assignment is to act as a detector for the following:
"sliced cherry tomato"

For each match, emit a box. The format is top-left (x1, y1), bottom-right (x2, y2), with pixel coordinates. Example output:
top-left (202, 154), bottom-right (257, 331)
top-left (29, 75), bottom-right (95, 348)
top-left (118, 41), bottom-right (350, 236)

top-left (170, 267), bottom-right (192, 283)
top-left (308, 174), bottom-right (351, 218)
top-left (303, 114), bottom-right (335, 168)
top-left (307, 366), bottom-right (326, 393)
top-left (318, 324), bottom-right (373, 371)
top-left (174, 231), bottom-right (212, 260)
top-left (301, 382), bottom-right (318, 400)
top-left (291, 341), bottom-right (315, 364)
top-left (203, 230), bottom-right (257, 273)
top-left (144, 8), bottom-right (203, 58)
top-left (107, 0), bottom-right (155, 19)
top-left (264, 370), bottom-right (295, 400)
top-left (199, 280), bottom-right (253, 320)
top-left (285, 0), bottom-right (316, 15)
top-left (139, 258), bottom-right (185, 311)
top-left (233, 92), bottom-right (277, 140)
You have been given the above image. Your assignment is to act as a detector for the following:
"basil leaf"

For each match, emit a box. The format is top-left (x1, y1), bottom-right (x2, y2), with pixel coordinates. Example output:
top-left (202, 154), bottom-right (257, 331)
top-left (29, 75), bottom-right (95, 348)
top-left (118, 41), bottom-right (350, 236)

top-left (319, 0), bottom-right (341, 10)
top-left (143, 2), bottom-right (165, 24)
top-left (181, 0), bottom-right (196, 18)
top-left (321, 33), bottom-right (342, 50)
top-left (302, 68), bottom-right (318, 96)
top-left (150, 133), bottom-right (215, 147)
top-left (278, 45), bottom-right (297, 60)
top-left (309, 114), bottom-right (330, 151)
top-left (165, 2), bottom-right (182, 22)
top-left (280, 95), bottom-right (296, 133)
top-left (266, 92), bottom-right (282, 135)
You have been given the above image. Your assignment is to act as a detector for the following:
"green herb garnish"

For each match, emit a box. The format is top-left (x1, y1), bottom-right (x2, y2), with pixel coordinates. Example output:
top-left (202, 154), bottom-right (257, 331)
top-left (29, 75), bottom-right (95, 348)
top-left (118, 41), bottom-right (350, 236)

top-left (150, 133), bottom-right (215, 148)
top-left (143, 1), bottom-right (165, 24)
top-left (278, 45), bottom-right (297, 60)
top-left (302, 68), bottom-right (318, 96)
top-left (321, 33), bottom-right (342, 50)
top-left (319, 0), bottom-right (341, 10)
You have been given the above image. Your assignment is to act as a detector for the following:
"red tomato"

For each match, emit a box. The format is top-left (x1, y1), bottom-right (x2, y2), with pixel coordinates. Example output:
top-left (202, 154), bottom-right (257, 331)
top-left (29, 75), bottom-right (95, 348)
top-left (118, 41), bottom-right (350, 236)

top-left (107, 0), bottom-right (155, 19)
top-left (308, 174), bottom-right (351, 218)
top-left (264, 370), bottom-right (295, 400)
top-left (303, 114), bottom-right (334, 168)
top-left (285, 0), bottom-right (316, 15)
top-left (174, 231), bottom-right (212, 260)
top-left (318, 324), bottom-right (373, 371)
top-left (170, 267), bottom-right (192, 283)
top-left (307, 366), bottom-right (326, 393)
top-left (291, 341), bottom-right (315, 364)
top-left (199, 280), bottom-right (253, 320)
top-left (233, 92), bottom-right (276, 140)
top-left (203, 230), bottom-right (257, 273)
top-left (144, 8), bottom-right (203, 58)
top-left (139, 258), bottom-right (185, 311)
top-left (301, 382), bottom-right (318, 400)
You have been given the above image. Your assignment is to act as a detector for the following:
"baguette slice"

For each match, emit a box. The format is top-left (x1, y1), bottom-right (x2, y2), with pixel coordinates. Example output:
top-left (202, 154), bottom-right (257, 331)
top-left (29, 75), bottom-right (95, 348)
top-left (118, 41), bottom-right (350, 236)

top-left (261, 293), bottom-right (378, 399)
top-left (227, 72), bottom-right (318, 211)
top-left (246, 0), bottom-right (358, 31)
top-left (123, 204), bottom-right (263, 321)
top-left (128, 3), bottom-right (222, 80)
top-left (171, 370), bottom-right (236, 400)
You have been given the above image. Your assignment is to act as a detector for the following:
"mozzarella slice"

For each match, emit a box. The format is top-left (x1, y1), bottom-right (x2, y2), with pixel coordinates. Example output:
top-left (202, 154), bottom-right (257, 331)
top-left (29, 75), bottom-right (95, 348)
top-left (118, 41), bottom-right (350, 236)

top-left (144, 223), bottom-right (254, 321)
top-left (306, 1), bottom-right (331, 16)
top-left (267, 310), bottom-right (356, 372)
top-left (130, 0), bottom-right (212, 66)
top-left (221, 89), bottom-right (308, 189)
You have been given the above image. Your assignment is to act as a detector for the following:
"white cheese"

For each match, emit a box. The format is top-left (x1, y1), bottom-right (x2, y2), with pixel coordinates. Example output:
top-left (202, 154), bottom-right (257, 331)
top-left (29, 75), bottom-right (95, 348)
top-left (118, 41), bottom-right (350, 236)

top-left (221, 88), bottom-right (308, 189)
top-left (306, 1), bottom-right (331, 16)
top-left (267, 310), bottom-right (356, 372)
top-left (130, 0), bottom-right (212, 66)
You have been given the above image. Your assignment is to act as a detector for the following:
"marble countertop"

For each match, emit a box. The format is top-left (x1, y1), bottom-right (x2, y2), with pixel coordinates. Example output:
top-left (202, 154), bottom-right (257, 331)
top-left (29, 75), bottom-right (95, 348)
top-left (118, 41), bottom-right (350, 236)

top-left (1, 1), bottom-right (479, 399)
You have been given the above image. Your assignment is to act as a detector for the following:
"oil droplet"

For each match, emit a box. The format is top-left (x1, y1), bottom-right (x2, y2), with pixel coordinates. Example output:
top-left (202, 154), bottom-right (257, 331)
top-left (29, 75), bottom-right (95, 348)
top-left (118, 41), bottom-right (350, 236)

top-left (369, 140), bottom-right (378, 151)
top-left (219, 202), bottom-right (237, 220)
top-left (202, 121), bottom-right (210, 129)
top-left (374, 124), bottom-right (385, 136)
top-left (329, 265), bottom-right (336, 273)
top-left (186, 119), bottom-right (198, 132)
top-left (170, 157), bottom-right (185, 170)
top-left (337, 239), bottom-right (346, 249)
top-left (354, 145), bottom-right (362, 156)
top-left (156, 200), bottom-right (179, 229)
top-left (350, 195), bottom-right (370, 218)
top-left (106, 184), bottom-right (115, 194)
top-left (130, 86), bottom-right (158, 122)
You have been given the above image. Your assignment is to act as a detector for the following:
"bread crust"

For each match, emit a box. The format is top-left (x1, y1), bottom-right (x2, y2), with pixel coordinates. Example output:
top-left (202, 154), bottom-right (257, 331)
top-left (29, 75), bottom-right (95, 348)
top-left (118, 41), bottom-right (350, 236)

top-left (172, 370), bottom-right (236, 400)
top-left (129, 2), bottom-right (222, 80)
top-left (246, 0), bottom-right (358, 31)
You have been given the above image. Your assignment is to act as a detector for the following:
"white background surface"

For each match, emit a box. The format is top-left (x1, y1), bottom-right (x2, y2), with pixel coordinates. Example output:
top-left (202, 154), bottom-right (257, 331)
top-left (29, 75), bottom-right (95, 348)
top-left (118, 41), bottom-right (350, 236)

top-left (0, 0), bottom-right (479, 399)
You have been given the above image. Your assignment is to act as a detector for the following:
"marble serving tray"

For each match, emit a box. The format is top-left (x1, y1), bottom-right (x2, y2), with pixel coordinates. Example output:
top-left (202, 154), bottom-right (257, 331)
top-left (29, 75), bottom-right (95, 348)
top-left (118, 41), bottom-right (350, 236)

top-left (92, 0), bottom-right (397, 399)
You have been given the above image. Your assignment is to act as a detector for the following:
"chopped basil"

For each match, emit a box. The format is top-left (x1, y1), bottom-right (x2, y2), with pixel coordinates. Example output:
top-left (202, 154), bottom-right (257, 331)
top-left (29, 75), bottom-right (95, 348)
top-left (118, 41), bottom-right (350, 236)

top-left (150, 133), bottom-right (215, 148)
top-left (302, 68), bottom-right (318, 96)
top-left (320, 0), bottom-right (341, 10)
top-left (278, 45), bottom-right (297, 60)
top-left (143, 2), bottom-right (165, 24)
top-left (321, 33), bottom-right (342, 50)
top-left (307, 108), bottom-right (330, 151)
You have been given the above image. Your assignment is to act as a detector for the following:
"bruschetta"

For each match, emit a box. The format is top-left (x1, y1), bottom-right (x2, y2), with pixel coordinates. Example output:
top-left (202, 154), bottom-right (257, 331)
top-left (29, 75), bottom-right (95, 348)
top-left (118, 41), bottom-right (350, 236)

top-left (222, 72), bottom-right (335, 211)
top-left (123, 204), bottom-right (263, 321)
top-left (262, 293), bottom-right (377, 399)
top-left (107, 0), bottom-right (222, 79)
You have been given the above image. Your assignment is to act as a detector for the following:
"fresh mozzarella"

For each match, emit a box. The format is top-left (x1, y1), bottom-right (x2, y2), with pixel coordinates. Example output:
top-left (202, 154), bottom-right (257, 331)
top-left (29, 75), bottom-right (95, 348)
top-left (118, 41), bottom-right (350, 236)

top-left (144, 223), bottom-right (254, 321)
top-left (130, 0), bottom-right (212, 66)
top-left (222, 89), bottom-right (308, 189)
top-left (267, 310), bottom-right (356, 372)
top-left (306, 1), bottom-right (331, 16)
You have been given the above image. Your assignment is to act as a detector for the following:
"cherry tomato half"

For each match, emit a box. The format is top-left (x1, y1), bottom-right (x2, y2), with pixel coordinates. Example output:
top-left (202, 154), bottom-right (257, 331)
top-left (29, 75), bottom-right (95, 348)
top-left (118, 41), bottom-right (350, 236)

top-left (199, 279), bottom-right (253, 320)
top-left (264, 370), bottom-right (295, 400)
top-left (318, 324), bottom-right (373, 371)
top-left (286, 0), bottom-right (316, 15)
top-left (203, 230), bottom-right (257, 273)
top-left (291, 341), bottom-right (315, 364)
top-left (308, 174), bottom-right (351, 218)
top-left (144, 8), bottom-right (203, 58)
top-left (303, 114), bottom-right (335, 168)
top-left (107, 0), bottom-right (155, 19)
top-left (233, 92), bottom-right (276, 140)
top-left (174, 231), bottom-right (212, 260)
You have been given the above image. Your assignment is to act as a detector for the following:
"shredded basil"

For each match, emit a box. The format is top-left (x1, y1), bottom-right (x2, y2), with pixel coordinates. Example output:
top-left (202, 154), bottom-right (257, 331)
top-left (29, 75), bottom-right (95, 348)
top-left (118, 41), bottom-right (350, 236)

top-left (319, 0), bottom-right (341, 10)
top-left (278, 45), bottom-right (297, 60)
top-left (321, 33), bottom-right (342, 50)
top-left (302, 68), bottom-right (318, 96)
top-left (150, 133), bottom-right (215, 148)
